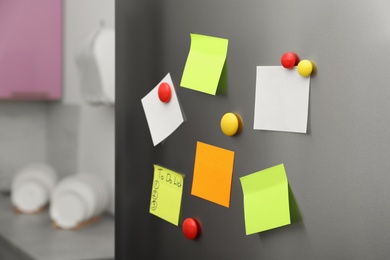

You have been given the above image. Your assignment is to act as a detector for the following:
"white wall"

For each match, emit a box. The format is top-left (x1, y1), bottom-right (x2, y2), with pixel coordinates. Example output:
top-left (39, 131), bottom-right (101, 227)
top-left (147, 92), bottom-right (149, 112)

top-left (0, 102), bottom-right (47, 191)
top-left (62, 0), bottom-right (115, 214)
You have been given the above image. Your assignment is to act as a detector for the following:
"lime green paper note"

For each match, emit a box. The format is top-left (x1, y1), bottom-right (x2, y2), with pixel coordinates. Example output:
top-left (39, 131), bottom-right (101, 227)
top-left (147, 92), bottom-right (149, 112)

top-left (150, 165), bottom-right (184, 226)
top-left (180, 34), bottom-right (229, 95)
top-left (239, 164), bottom-right (290, 235)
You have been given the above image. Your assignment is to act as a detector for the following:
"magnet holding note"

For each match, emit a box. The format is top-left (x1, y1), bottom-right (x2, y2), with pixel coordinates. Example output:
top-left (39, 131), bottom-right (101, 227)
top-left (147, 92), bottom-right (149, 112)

top-left (220, 112), bottom-right (242, 136)
top-left (183, 218), bottom-right (201, 240)
top-left (281, 52), bottom-right (300, 69)
top-left (297, 60), bottom-right (316, 77)
top-left (158, 82), bottom-right (172, 103)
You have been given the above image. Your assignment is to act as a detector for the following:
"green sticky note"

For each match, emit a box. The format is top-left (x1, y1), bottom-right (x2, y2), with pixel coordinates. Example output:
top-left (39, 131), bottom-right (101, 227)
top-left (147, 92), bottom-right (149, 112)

top-left (149, 165), bottom-right (184, 226)
top-left (239, 164), bottom-right (290, 235)
top-left (180, 34), bottom-right (229, 95)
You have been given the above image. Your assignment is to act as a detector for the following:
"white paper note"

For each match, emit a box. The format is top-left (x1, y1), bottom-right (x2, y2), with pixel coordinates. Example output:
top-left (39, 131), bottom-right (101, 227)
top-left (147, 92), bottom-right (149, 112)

top-left (141, 73), bottom-right (185, 146)
top-left (254, 66), bottom-right (310, 133)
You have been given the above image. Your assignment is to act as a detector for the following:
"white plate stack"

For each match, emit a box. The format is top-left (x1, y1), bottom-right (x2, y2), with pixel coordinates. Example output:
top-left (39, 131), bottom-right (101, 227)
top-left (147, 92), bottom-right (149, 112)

top-left (49, 173), bottom-right (109, 229)
top-left (11, 163), bottom-right (58, 214)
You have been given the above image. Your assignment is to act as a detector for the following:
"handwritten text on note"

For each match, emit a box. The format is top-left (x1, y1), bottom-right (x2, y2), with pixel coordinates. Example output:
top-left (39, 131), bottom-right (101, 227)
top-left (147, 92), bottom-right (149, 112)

top-left (149, 164), bottom-right (184, 226)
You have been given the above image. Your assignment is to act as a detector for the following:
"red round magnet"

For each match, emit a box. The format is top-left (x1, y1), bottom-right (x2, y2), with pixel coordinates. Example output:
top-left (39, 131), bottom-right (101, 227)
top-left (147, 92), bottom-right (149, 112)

top-left (158, 82), bottom-right (172, 103)
top-left (183, 218), bottom-right (200, 240)
top-left (281, 52), bottom-right (300, 69)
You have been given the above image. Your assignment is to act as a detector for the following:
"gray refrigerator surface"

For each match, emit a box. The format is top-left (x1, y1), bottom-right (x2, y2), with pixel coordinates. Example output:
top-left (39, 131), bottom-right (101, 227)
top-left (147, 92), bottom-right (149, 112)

top-left (117, 0), bottom-right (390, 259)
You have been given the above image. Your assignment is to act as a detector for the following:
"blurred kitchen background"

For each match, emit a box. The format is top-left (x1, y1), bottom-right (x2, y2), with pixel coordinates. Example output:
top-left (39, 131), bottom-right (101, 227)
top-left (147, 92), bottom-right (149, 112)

top-left (0, 0), bottom-right (115, 259)
top-left (0, 0), bottom-right (114, 214)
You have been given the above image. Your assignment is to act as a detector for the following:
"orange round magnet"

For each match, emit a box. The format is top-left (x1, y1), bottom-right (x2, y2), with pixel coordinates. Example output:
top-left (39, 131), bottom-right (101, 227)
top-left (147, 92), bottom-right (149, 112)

top-left (183, 218), bottom-right (200, 240)
top-left (158, 82), bottom-right (172, 103)
top-left (220, 112), bottom-right (242, 136)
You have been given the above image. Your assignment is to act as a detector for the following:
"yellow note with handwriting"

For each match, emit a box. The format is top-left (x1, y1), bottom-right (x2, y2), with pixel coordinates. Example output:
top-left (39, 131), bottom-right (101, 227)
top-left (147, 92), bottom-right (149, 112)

top-left (149, 165), bottom-right (184, 226)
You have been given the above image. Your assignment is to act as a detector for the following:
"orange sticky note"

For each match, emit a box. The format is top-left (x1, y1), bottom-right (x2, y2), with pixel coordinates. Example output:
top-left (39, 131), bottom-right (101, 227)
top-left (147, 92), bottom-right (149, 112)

top-left (191, 141), bottom-right (235, 207)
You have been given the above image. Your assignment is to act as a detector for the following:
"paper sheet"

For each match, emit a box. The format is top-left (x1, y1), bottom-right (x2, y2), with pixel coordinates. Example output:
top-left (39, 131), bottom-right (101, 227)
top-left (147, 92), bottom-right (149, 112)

top-left (149, 165), bottom-right (184, 226)
top-left (191, 141), bottom-right (235, 207)
top-left (239, 164), bottom-right (290, 235)
top-left (180, 34), bottom-right (229, 95)
top-left (254, 66), bottom-right (310, 133)
top-left (141, 73), bottom-right (185, 146)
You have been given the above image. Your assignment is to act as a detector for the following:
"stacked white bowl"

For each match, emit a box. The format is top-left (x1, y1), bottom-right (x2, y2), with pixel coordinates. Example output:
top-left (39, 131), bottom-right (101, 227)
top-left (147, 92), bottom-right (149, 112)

top-left (11, 163), bottom-right (58, 214)
top-left (49, 173), bottom-right (109, 229)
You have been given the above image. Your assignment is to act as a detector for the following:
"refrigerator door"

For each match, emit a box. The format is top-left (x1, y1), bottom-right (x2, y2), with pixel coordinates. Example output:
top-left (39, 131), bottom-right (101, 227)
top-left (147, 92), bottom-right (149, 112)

top-left (117, 0), bottom-right (390, 259)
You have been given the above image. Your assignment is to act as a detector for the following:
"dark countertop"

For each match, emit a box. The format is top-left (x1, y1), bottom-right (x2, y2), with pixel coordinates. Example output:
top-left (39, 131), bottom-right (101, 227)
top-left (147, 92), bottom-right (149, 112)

top-left (0, 194), bottom-right (114, 260)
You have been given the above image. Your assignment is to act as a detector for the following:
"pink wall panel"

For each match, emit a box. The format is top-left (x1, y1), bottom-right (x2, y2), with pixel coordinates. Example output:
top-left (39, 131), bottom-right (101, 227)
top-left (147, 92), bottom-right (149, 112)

top-left (0, 0), bottom-right (62, 100)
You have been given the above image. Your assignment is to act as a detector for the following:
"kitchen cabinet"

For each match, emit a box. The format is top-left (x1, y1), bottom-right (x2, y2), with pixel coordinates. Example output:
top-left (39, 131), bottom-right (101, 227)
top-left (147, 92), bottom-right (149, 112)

top-left (0, 0), bottom-right (62, 100)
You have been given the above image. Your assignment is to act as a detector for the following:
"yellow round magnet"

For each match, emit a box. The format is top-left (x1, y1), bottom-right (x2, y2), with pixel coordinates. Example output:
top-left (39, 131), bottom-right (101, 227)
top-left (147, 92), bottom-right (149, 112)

top-left (297, 59), bottom-right (315, 77)
top-left (220, 112), bottom-right (242, 136)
